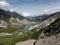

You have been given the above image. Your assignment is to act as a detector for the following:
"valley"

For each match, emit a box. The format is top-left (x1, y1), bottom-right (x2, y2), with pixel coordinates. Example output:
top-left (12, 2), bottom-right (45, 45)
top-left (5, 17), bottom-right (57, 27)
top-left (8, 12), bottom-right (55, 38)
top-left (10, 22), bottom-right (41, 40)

top-left (0, 0), bottom-right (60, 45)
top-left (0, 6), bottom-right (60, 45)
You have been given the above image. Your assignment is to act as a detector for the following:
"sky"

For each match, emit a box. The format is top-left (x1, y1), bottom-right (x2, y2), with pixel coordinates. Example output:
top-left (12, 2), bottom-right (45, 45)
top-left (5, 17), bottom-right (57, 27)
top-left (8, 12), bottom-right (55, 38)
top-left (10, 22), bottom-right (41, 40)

top-left (0, 0), bottom-right (60, 16)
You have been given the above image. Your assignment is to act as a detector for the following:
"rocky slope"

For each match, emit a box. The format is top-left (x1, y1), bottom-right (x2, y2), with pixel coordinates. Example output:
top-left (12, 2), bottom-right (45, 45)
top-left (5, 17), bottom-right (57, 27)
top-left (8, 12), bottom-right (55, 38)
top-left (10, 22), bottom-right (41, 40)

top-left (35, 33), bottom-right (60, 45)
top-left (0, 9), bottom-right (32, 28)
top-left (35, 17), bottom-right (60, 45)
top-left (28, 12), bottom-right (60, 31)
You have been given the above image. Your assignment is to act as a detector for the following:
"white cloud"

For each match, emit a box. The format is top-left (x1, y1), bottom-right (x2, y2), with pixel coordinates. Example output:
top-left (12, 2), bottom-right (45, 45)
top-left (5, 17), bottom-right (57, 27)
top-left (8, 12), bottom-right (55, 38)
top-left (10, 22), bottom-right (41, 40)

top-left (9, 9), bottom-right (14, 12)
top-left (0, 1), bottom-right (9, 6)
top-left (23, 12), bottom-right (30, 17)
top-left (0, 1), bottom-right (10, 11)
top-left (44, 9), bottom-right (49, 14)
top-left (43, 2), bottom-right (60, 15)
top-left (9, 7), bottom-right (22, 14)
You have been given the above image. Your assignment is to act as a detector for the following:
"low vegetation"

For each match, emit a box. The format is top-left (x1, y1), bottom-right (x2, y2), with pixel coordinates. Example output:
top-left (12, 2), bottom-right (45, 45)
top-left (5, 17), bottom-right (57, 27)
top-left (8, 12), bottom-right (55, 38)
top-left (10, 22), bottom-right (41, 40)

top-left (0, 31), bottom-right (36, 45)
top-left (0, 25), bottom-right (26, 33)
top-left (0, 18), bottom-right (60, 45)
top-left (30, 18), bottom-right (60, 39)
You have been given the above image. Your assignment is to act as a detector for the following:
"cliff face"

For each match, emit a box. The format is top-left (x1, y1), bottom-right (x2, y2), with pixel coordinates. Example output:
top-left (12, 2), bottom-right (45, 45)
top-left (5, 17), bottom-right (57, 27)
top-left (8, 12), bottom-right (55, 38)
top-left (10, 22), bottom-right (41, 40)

top-left (35, 12), bottom-right (60, 45)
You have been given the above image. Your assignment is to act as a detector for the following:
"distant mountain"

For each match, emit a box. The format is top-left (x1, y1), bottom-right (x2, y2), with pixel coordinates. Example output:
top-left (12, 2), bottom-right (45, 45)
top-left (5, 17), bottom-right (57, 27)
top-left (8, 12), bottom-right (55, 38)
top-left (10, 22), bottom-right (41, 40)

top-left (27, 14), bottom-right (51, 22)
top-left (0, 9), bottom-right (25, 20)
top-left (27, 12), bottom-right (60, 22)
top-left (11, 12), bottom-right (25, 20)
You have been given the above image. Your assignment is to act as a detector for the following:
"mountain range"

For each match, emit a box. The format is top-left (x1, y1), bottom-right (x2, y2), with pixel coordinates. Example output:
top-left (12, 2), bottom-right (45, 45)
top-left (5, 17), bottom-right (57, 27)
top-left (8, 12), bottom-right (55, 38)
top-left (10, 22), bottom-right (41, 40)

top-left (0, 8), bottom-right (50, 22)
top-left (0, 6), bottom-right (60, 23)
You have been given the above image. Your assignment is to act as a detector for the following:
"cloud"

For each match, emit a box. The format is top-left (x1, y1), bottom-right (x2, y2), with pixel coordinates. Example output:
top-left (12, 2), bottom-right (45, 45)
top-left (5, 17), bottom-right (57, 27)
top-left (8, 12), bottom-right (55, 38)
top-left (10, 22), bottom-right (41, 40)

top-left (44, 9), bottom-right (49, 14)
top-left (9, 9), bottom-right (13, 12)
top-left (0, 1), bottom-right (9, 6)
top-left (9, 7), bottom-right (22, 14)
top-left (0, 1), bottom-right (10, 11)
top-left (22, 12), bottom-right (30, 17)
top-left (43, 2), bottom-right (60, 14)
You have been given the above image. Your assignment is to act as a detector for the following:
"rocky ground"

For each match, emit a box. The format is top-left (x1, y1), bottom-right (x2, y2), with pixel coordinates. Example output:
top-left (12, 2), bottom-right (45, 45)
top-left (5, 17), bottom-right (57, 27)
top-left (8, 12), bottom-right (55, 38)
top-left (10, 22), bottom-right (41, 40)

top-left (35, 33), bottom-right (60, 45)
top-left (15, 39), bottom-right (36, 45)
